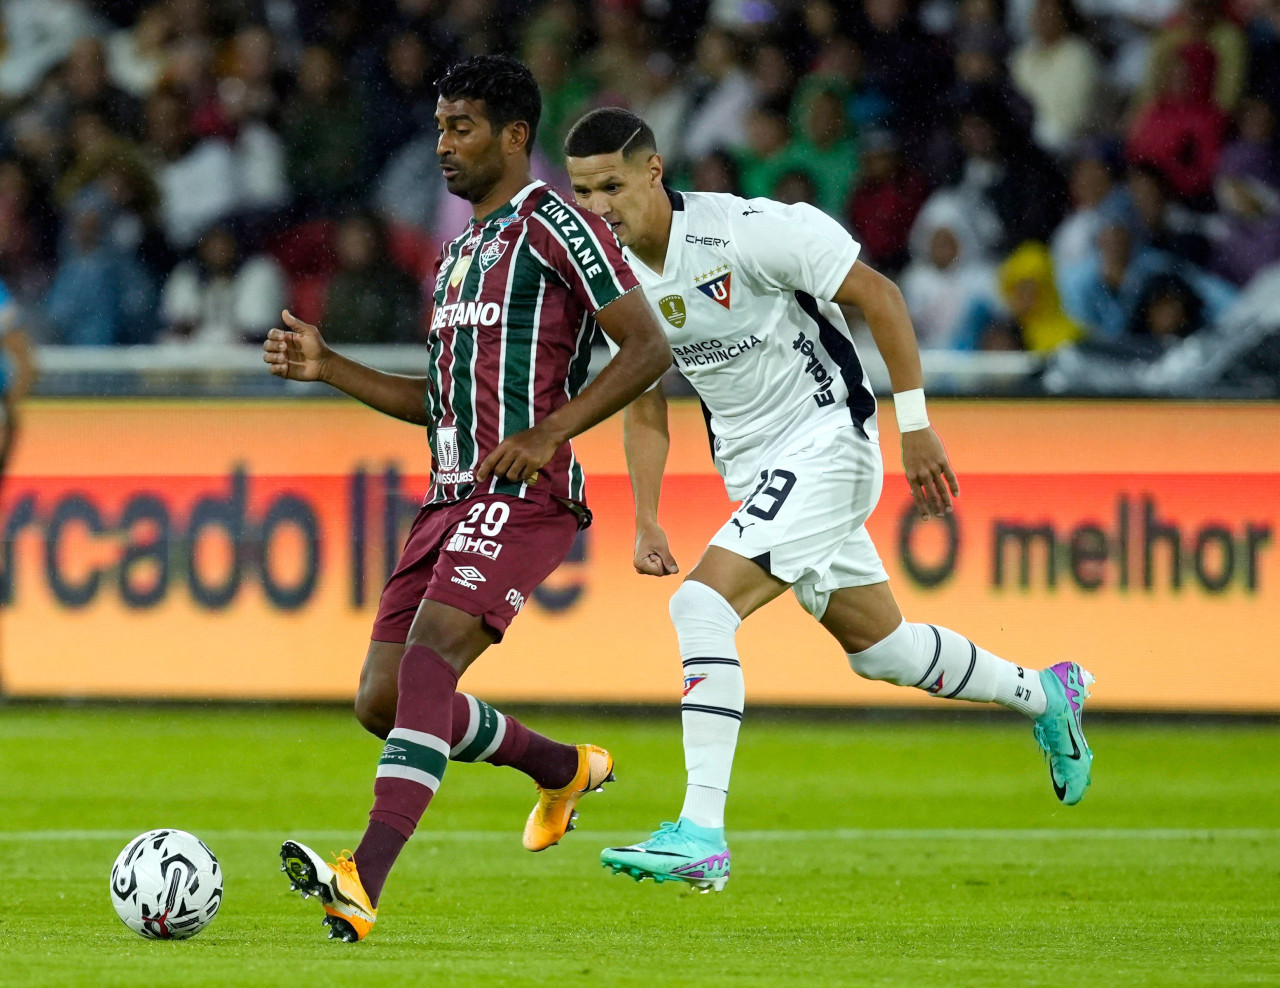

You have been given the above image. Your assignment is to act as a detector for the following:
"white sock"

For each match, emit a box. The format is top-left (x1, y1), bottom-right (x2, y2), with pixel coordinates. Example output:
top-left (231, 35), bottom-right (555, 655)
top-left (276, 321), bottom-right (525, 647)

top-left (847, 620), bottom-right (1047, 718)
top-left (681, 785), bottom-right (727, 830)
top-left (669, 580), bottom-right (743, 829)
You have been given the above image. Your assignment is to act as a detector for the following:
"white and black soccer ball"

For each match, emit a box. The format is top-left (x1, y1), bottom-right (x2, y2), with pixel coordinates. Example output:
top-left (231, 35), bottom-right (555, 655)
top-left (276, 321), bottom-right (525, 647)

top-left (109, 829), bottom-right (223, 940)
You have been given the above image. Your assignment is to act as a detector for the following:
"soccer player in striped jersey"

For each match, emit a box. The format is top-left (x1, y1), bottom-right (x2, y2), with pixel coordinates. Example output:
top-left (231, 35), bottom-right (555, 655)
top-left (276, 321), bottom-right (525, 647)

top-left (262, 58), bottom-right (671, 940)
top-left (561, 108), bottom-right (1094, 892)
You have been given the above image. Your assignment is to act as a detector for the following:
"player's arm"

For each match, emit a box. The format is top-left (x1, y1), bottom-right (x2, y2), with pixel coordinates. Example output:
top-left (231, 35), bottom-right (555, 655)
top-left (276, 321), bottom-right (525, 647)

top-left (831, 261), bottom-right (958, 519)
top-left (0, 325), bottom-right (36, 400)
top-left (477, 288), bottom-right (671, 483)
top-left (263, 310), bottom-right (428, 425)
top-left (624, 384), bottom-right (678, 576)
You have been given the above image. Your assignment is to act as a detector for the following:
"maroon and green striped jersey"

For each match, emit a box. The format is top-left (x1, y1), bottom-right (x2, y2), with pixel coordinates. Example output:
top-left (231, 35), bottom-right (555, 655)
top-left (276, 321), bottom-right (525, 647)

top-left (423, 180), bottom-right (639, 515)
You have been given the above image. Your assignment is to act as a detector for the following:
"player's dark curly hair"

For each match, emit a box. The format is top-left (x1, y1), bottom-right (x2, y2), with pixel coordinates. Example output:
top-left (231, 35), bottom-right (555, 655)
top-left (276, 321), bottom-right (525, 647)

top-left (436, 54), bottom-right (541, 152)
top-left (564, 107), bottom-right (657, 159)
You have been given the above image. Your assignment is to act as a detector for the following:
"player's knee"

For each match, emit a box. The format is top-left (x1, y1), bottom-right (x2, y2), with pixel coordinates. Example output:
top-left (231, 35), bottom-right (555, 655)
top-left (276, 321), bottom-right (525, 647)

top-left (846, 621), bottom-right (920, 686)
top-left (353, 684), bottom-right (395, 739)
top-left (669, 580), bottom-right (742, 654)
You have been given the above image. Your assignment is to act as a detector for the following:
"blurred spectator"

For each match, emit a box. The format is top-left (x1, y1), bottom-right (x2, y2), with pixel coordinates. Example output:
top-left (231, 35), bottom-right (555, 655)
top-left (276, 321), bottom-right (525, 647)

top-left (1137, 0), bottom-right (1247, 114)
top-left (375, 133), bottom-right (446, 235)
top-left (1011, 0), bottom-right (1101, 153)
top-left (160, 224), bottom-right (286, 345)
top-left (951, 93), bottom-right (1069, 253)
top-left (1051, 149), bottom-right (1128, 274)
top-left (773, 169), bottom-right (819, 207)
top-left (61, 37), bottom-right (144, 140)
top-left (105, 0), bottom-right (172, 98)
top-left (0, 0), bottom-right (98, 99)
top-left (846, 129), bottom-right (929, 274)
top-left (282, 46), bottom-right (366, 211)
top-left (632, 53), bottom-right (693, 174)
top-left (782, 81), bottom-right (860, 216)
top-left (856, 0), bottom-right (952, 154)
top-left (736, 103), bottom-right (793, 200)
top-left (750, 41), bottom-right (797, 107)
top-left (1127, 270), bottom-right (1209, 344)
top-left (321, 214), bottom-right (420, 344)
top-left (1210, 99), bottom-right (1280, 285)
top-left (901, 194), bottom-right (1001, 349)
top-left (1245, 0), bottom-right (1280, 117)
top-left (808, 37), bottom-right (892, 134)
top-left (525, 33), bottom-right (592, 165)
top-left (692, 151), bottom-right (742, 196)
top-left (224, 25), bottom-right (288, 126)
top-left (45, 206), bottom-right (156, 345)
top-left (0, 157), bottom-right (59, 298)
top-left (684, 29), bottom-right (757, 162)
top-left (144, 90), bottom-right (239, 251)
top-left (1126, 41), bottom-right (1229, 203)
top-left (55, 111), bottom-right (146, 209)
top-left (1125, 162), bottom-right (1212, 266)
top-left (1058, 221), bottom-right (1237, 339)
top-left (585, 1), bottom-right (648, 105)
top-left (990, 242), bottom-right (1085, 352)
top-left (362, 31), bottom-right (437, 173)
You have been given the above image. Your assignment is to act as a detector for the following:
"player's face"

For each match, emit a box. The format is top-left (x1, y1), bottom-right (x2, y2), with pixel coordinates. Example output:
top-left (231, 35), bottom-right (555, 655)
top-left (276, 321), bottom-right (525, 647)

top-left (566, 150), bottom-right (662, 248)
top-left (436, 97), bottom-right (507, 203)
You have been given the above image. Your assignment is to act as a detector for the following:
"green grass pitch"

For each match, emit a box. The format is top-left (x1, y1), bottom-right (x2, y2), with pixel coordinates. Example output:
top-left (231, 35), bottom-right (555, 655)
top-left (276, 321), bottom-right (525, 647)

top-left (2, 705), bottom-right (1277, 987)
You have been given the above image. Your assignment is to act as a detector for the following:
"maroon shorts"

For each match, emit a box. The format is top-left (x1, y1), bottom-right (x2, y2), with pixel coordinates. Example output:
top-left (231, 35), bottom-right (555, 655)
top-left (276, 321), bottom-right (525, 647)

top-left (371, 494), bottom-right (580, 642)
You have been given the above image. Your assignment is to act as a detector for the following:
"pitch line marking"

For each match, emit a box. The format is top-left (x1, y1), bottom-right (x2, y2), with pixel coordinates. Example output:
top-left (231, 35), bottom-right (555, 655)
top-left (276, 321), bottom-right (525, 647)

top-left (0, 828), bottom-right (1276, 842)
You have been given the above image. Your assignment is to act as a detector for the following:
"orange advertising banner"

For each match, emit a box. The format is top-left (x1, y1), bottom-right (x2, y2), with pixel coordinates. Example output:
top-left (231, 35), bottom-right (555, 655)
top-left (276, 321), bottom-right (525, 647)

top-left (1, 399), bottom-right (1277, 711)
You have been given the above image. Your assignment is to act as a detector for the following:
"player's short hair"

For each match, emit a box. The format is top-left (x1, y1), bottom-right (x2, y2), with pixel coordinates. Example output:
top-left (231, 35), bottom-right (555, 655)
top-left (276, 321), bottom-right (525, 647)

top-left (437, 54), bottom-right (541, 152)
top-left (564, 107), bottom-right (657, 160)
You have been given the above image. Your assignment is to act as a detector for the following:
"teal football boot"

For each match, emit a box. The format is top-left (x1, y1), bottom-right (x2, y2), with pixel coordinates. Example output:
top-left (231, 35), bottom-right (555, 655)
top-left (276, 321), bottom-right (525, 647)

top-left (601, 819), bottom-right (731, 892)
top-left (1034, 662), bottom-right (1095, 805)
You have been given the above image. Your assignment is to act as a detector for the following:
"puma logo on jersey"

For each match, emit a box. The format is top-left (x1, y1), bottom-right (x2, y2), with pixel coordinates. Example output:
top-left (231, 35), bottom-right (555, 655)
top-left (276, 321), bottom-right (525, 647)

top-left (432, 301), bottom-right (502, 329)
top-left (730, 518), bottom-right (755, 537)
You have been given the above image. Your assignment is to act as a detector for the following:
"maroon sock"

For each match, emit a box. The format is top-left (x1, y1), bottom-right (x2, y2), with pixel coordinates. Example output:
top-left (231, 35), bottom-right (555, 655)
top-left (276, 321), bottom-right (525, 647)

top-left (497, 724), bottom-right (580, 790)
top-left (450, 692), bottom-right (580, 790)
top-left (354, 644), bottom-right (457, 907)
top-left (352, 821), bottom-right (404, 909)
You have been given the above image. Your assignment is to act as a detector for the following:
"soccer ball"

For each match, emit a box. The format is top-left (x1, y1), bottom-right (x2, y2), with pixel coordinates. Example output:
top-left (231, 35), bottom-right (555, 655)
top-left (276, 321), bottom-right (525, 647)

top-left (109, 829), bottom-right (223, 939)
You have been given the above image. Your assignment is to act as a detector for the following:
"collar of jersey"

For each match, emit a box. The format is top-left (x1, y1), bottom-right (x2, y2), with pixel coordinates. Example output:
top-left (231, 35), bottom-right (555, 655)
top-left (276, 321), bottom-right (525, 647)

top-left (472, 179), bottom-right (544, 228)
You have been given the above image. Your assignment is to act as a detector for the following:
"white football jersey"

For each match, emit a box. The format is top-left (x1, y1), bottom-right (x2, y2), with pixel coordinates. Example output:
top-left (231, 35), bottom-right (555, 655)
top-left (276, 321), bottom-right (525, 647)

top-left (621, 189), bottom-right (877, 499)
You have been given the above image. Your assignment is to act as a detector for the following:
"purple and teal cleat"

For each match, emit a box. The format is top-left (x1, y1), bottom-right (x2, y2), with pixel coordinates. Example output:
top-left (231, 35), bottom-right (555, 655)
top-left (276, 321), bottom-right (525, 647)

top-left (1034, 661), bottom-right (1095, 805)
top-left (601, 819), bottom-right (731, 892)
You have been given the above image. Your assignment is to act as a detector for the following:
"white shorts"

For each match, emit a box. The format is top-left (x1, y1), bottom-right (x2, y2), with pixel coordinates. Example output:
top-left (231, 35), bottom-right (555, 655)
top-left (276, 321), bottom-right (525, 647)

top-left (708, 423), bottom-right (889, 620)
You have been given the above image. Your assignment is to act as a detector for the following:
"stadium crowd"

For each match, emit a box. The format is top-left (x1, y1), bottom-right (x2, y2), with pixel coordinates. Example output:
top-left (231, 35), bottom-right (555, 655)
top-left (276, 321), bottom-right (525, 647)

top-left (0, 0), bottom-right (1278, 359)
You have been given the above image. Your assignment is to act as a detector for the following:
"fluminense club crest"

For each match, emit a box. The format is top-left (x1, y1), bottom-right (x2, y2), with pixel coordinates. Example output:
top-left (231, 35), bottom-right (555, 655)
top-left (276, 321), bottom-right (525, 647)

top-left (478, 237), bottom-right (507, 272)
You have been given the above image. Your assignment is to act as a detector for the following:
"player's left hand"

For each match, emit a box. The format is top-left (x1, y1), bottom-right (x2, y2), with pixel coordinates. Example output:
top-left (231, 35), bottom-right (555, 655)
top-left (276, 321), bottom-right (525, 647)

top-left (477, 424), bottom-right (561, 485)
top-left (901, 428), bottom-right (959, 519)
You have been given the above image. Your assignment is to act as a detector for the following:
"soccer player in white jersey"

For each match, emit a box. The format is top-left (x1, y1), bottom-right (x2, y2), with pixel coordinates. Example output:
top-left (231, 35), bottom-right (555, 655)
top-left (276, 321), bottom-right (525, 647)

top-left (562, 108), bottom-right (1095, 892)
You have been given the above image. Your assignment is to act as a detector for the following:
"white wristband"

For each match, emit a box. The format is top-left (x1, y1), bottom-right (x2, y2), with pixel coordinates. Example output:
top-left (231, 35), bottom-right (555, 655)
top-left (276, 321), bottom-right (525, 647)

top-left (893, 388), bottom-right (929, 433)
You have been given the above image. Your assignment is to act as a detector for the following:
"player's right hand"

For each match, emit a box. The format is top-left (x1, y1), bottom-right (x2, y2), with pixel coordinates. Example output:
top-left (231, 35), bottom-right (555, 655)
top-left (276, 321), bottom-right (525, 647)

top-left (634, 522), bottom-right (678, 577)
top-left (263, 310), bottom-right (330, 382)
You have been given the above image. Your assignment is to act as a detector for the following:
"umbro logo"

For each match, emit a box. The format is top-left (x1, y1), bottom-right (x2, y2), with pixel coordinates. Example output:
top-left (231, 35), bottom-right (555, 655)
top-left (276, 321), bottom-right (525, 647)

top-left (451, 565), bottom-right (487, 590)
